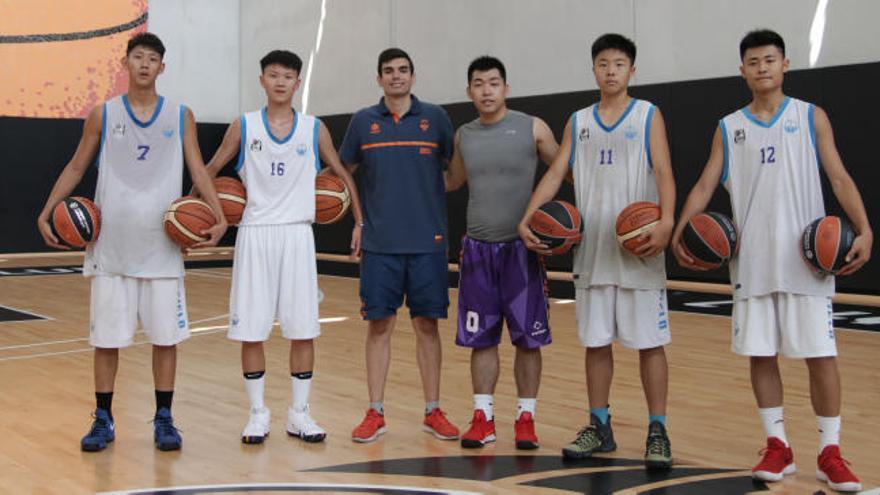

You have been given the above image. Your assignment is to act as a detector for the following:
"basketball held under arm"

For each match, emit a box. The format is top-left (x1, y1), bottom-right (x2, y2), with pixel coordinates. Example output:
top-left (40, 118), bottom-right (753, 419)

top-left (182, 107), bottom-right (228, 247)
top-left (318, 122), bottom-right (363, 225)
top-left (203, 118), bottom-right (242, 179)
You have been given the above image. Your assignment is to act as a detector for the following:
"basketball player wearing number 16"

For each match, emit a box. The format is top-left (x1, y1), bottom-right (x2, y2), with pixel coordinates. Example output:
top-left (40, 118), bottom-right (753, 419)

top-left (518, 34), bottom-right (676, 469)
top-left (671, 30), bottom-right (871, 491)
top-left (36, 33), bottom-right (228, 453)
top-left (199, 50), bottom-right (363, 445)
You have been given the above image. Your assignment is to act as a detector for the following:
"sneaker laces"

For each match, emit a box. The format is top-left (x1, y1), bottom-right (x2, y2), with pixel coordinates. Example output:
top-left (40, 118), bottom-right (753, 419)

top-left (647, 432), bottom-right (670, 457)
top-left (757, 445), bottom-right (785, 463)
top-left (87, 414), bottom-right (111, 436)
top-left (151, 415), bottom-right (181, 436)
top-left (573, 425), bottom-right (599, 448)
top-left (820, 451), bottom-right (854, 473)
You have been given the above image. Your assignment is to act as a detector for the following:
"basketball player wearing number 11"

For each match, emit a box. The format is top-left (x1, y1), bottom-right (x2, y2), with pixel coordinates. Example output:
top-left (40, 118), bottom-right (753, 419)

top-left (36, 33), bottom-right (228, 452)
top-left (672, 30), bottom-right (871, 491)
top-left (201, 50), bottom-right (363, 445)
top-left (519, 33), bottom-right (676, 469)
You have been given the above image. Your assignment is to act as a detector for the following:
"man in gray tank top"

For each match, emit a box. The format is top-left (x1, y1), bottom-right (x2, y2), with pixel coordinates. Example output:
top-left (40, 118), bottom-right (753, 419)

top-left (446, 56), bottom-right (559, 449)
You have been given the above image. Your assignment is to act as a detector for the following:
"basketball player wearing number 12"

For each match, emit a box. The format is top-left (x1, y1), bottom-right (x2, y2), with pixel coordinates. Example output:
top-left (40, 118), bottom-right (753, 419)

top-left (200, 50), bottom-right (363, 445)
top-left (446, 56), bottom-right (559, 450)
top-left (36, 33), bottom-right (228, 452)
top-left (518, 33), bottom-right (676, 469)
top-left (672, 30), bottom-right (871, 491)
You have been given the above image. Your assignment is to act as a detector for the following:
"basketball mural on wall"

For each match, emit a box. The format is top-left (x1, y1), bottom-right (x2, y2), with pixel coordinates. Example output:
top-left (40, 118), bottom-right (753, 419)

top-left (0, 0), bottom-right (148, 118)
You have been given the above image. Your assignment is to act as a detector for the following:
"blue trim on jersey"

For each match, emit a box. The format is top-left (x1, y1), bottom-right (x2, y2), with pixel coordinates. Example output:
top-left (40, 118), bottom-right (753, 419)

top-left (568, 112), bottom-right (577, 169)
top-left (593, 98), bottom-right (637, 133)
top-left (95, 103), bottom-right (107, 168)
top-left (719, 120), bottom-right (730, 185)
top-left (740, 96), bottom-right (790, 128)
top-left (261, 107), bottom-right (297, 144)
top-left (122, 94), bottom-right (165, 128)
top-left (313, 118), bottom-right (321, 172)
top-left (235, 116), bottom-right (246, 172)
top-left (809, 104), bottom-right (821, 169)
top-left (178, 105), bottom-right (185, 146)
top-left (645, 104), bottom-right (656, 169)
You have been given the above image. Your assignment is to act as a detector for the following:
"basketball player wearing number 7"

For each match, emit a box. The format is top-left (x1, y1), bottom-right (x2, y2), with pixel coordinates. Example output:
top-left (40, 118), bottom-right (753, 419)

top-left (671, 30), bottom-right (871, 491)
top-left (199, 50), bottom-right (362, 444)
top-left (518, 33), bottom-right (676, 469)
top-left (36, 33), bottom-right (228, 453)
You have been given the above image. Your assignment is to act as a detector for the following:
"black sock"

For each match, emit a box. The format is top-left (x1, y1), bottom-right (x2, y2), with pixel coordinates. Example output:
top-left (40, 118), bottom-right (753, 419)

top-left (291, 371), bottom-right (313, 380)
top-left (244, 370), bottom-right (265, 380)
top-left (155, 390), bottom-right (174, 413)
top-left (96, 392), bottom-right (114, 419)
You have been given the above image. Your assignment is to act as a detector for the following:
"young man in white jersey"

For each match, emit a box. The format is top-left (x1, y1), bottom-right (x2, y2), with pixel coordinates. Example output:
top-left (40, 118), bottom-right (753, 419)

top-left (446, 56), bottom-right (559, 449)
top-left (672, 30), bottom-right (871, 491)
top-left (36, 33), bottom-right (228, 452)
top-left (200, 50), bottom-right (363, 444)
top-left (518, 34), bottom-right (676, 469)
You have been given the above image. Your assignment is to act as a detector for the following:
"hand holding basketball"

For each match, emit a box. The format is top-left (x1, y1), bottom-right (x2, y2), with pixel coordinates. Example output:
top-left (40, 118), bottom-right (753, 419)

top-left (37, 211), bottom-right (68, 250)
top-left (634, 218), bottom-right (672, 257)
top-left (518, 220), bottom-right (551, 255)
top-left (837, 230), bottom-right (872, 276)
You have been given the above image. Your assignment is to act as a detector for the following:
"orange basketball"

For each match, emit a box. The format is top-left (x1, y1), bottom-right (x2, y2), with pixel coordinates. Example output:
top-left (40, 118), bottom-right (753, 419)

top-left (51, 196), bottom-right (101, 248)
top-left (315, 175), bottom-right (350, 225)
top-left (528, 200), bottom-right (583, 255)
top-left (163, 196), bottom-right (216, 248)
top-left (616, 201), bottom-right (661, 254)
top-left (213, 176), bottom-right (247, 225)
top-left (802, 216), bottom-right (856, 275)
top-left (681, 212), bottom-right (739, 270)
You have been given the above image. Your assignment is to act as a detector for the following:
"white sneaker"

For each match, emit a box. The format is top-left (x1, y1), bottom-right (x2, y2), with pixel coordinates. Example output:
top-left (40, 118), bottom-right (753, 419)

top-left (241, 407), bottom-right (270, 444)
top-left (287, 405), bottom-right (326, 443)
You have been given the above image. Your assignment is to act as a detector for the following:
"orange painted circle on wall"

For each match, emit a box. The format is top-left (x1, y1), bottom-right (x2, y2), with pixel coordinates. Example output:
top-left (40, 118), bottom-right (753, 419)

top-left (0, 0), bottom-right (149, 118)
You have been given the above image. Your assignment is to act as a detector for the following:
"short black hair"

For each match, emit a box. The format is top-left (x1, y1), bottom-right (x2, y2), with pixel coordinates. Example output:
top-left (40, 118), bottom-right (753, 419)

top-left (377, 48), bottom-right (414, 75)
top-left (260, 50), bottom-right (303, 74)
top-left (740, 29), bottom-right (786, 60)
top-left (127, 32), bottom-right (165, 58)
top-left (591, 33), bottom-right (636, 64)
top-left (467, 56), bottom-right (506, 83)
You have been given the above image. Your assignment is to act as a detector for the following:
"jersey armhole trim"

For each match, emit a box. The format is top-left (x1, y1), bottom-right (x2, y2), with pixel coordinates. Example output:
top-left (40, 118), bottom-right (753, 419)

top-left (313, 118), bottom-right (321, 172)
top-left (808, 104), bottom-right (821, 169)
top-left (178, 105), bottom-right (185, 147)
top-left (235, 115), bottom-right (246, 172)
top-left (719, 120), bottom-right (730, 185)
top-left (95, 103), bottom-right (107, 168)
top-left (568, 112), bottom-right (577, 169)
top-left (645, 104), bottom-right (656, 169)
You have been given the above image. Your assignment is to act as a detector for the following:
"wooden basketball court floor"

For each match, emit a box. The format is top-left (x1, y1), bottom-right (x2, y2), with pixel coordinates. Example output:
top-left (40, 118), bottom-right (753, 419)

top-left (1, 251), bottom-right (878, 494)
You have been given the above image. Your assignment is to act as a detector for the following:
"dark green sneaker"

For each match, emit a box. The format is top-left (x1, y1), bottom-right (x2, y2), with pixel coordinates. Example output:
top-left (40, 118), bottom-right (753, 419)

top-left (562, 413), bottom-right (617, 459)
top-left (644, 421), bottom-right (673, 470)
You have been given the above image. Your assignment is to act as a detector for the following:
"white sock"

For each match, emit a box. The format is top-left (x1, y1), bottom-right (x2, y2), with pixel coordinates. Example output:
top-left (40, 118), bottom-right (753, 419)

top-left (474, 394), bottom-right (493, 420)
top-left (291, 373), bottom-right (312, 412)
top-left (759, 407), bottom-right (788, 446)
top-left (517, 398), bottom-right (537, 419)
top-left (817, 415), bottom-right (841, 451)
top-left (244, 375), bottom-right (265, 411)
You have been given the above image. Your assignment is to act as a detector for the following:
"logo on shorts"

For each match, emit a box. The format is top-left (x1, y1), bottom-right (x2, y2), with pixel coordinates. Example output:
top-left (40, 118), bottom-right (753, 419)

top-left (250, 139), bottom-right (263, 152)
top-left (231, 314), bottom-right (240, 327)
top-left (296, 143), bottom-right (308, 156)
top-left (434, 234), bottom-right (443, 243)
top-left (420, 119), bottom-right (430, 132)
top-left (530, 322), bottom-right (547, 336)
top-left (734, 128), bottom-right (746, 144)
top-left (783, 119), bottom-right (798, 133)
top-left (370, 122), bottom-right (381, 134)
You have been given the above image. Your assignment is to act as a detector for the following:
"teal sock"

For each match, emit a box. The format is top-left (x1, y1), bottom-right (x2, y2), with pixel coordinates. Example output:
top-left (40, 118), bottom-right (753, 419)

top-left (649, 415), bottom-right (666, 426)
top-left (590, 407), bottom-right (609, 424)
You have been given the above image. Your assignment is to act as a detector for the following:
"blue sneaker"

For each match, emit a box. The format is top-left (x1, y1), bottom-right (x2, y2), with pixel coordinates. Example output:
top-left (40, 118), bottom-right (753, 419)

top-left (153, 407), bottom-right (182, 451)
top-left (81, 409), bottom-right (115, 452)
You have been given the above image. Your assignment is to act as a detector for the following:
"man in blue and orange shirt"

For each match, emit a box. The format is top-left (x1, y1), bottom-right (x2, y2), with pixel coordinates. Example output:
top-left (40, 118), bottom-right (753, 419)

top-left (340, 47), bottom-right (459, 443)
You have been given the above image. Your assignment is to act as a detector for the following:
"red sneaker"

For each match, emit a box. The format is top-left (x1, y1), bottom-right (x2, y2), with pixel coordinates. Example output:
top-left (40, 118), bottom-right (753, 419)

top-left (423, 408), bottom-right (459, 440)
top-left (817, 445), bottom-right (862, 492)
top-left (514, 412), bottom-right (539, 450)
top-left (460, 410), bottom-right (495, 448)
top-left (351, 409), bottom-right (386, 443)
top-left (752, 437), bottom-right (795, 481)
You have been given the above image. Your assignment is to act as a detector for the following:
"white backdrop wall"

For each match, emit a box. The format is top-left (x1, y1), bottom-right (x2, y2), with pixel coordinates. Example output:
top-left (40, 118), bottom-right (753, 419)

top-left (148, 0), bottom-right (880, 123)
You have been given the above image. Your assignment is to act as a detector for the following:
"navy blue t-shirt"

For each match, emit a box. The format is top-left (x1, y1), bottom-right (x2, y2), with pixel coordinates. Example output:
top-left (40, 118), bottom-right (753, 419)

top-left (340, 95), bottom-right (453, 253)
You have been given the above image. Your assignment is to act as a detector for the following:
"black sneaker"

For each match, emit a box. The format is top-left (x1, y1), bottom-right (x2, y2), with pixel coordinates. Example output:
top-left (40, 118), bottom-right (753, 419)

top-left (644, 421), bottom-right (673, 469)
top-left (562, 413), bottom-right (617, 459)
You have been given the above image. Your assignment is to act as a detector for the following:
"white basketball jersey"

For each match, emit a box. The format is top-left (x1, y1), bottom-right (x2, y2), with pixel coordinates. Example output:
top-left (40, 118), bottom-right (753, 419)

top-left (84, 95), bottom-right (185, 278)
top-left (569, 99), bottom-right (665, 290)
top-left (721, 97), bottom-right (833, 299)
top-left (237, 109), bottom-right (319, 225)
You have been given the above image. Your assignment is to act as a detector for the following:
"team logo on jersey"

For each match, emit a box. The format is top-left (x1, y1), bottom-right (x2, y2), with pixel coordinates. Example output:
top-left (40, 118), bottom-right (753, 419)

top-left (419, 119), bottom-right (430, 132)
top-left (250, 139), bottom-right (263, 152)
top-left (162, 127), bottom-right (174, 138)
top-left (296, 143), bottom-right (308, 156)
top-left (579, 127), bottom-right (589, 142)
top-left (369, 122), bottom-right (381, 134)
top-left (623, 125), bottom-right (638, 140)
top-left (783, 118), bottom-right (798, 133)
top-left (734, 128), bottom-right (746, 144)
top-left (112, 123), bottom-right (126, 138)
